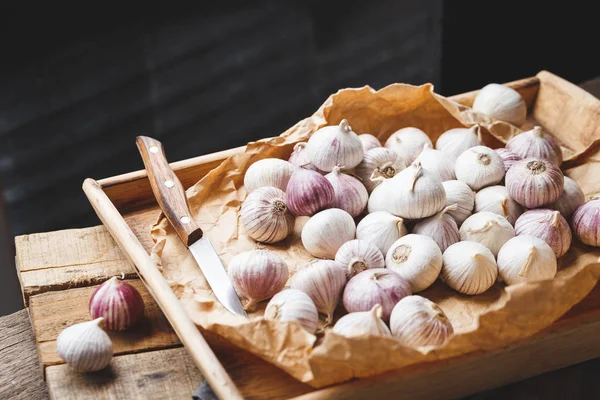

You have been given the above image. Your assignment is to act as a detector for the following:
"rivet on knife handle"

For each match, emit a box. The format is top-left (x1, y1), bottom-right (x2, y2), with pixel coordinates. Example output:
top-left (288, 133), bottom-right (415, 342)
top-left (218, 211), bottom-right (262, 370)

top-left (136, 136), bottom-right (203, 246)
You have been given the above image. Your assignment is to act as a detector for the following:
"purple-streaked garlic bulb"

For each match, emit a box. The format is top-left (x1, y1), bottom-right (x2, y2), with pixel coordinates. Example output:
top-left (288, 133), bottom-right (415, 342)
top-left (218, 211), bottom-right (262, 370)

top-left (264, 289), bottom-right (319, 334)
top-left (412, 204), bottom-right (460, 252)
top-left (459, 212), bottom-right (515, 257)
top-left (505, 158), bottom-right (564, 208)
top-left (89, 276), bottom-right (145, 331)
top-left (288, 142), bottom-right (324, 174)
top-left (306, 119), bottom-right (364, 172)
top-left (474, 185), bottom-right (523, 225)
top-left (442, 180), bottom-right (475, 225)
top-left (332, 304), bottom-right (391, 338)
top-left (455, 146), bottom-right (505, 191)
top-left (571, 197), bottom-right (600, 247)
top-left (497, 235), bottom-right (557, 285)
top-left (354, 147), bottom-right (405, 193)
top-left (435, 124), bottom-right (482, 162)
top-left (472, 83), bottom-right (527, 126)
top-left (384, 127), bottom-right (432, 165)
top-left (335, 239), bottom-right (385, 277)
top-left (325, 166), bottom-right (368, 217)
top-left (441, 241), bottom-right (498, 295)
top-left (244, 158), bottom-right (295, 193)
top-left (285, 167), bottom-right (334, 216)
top-left (515, 209), bottom-right (572, 257)
top-left (414, 144), bottom-right (456, 182)
top-left (356, 211), bottom-right (409, 256)
top-left (506, 126), bottom-right (563, 166)
top-left (495, 148), bottom-right (522, 172)
top-left (358, 133), bottom-right (382, 152)
top-left (550, 176), bottom-right (585, 218)
top-left (301, 208), bottom-right (356, 259)
top-left (241, 186), bottom-right (295, 243)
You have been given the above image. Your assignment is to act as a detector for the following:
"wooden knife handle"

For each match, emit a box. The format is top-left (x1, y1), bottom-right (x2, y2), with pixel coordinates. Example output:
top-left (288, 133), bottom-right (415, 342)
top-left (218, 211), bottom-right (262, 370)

top-left (136, 136), bottom-right (203, 246)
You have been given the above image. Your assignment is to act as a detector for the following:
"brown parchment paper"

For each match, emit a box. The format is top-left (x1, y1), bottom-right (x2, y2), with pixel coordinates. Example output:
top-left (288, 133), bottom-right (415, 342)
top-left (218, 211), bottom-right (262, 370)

top-left (151, 77), bottom-right (600, 388)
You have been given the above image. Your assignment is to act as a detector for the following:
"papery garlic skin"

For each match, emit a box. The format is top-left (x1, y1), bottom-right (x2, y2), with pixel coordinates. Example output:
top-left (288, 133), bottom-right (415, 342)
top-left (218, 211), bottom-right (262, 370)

top-left (474, 185), bottom-right (523, 225)
top-left (335, 239), bottom-right (385, 277)
top-left (389, 295), bottom-right (453, 348)
top-left (455, 146), bottom-right (505, 191)
top-left (497, 235), bottom-right (557, 285)
top-left (325, 166), bottom-right (368, 217)
top-left (332, 304), bottom-right (391, 338)
top-left (264, 289), bottom-right (319, 334)
top-left (515, 209), bottom-right (572, 258)
top-left (301, 208), bottom-right (356, 259)
top-left (459, 211), bottom-right (515, 257)
top-left (435, 125), bottom-right (482, 162)
top-left (571, 198), bottom-right (600, 247)
top-left (241, 186), bottom-right (295, 244)
top-left (355, 147), bottom-right (405, 192)
top-left (288, 142), bottom-right (324, 174)
top-left (441, 241), bottom-right (498, 295)
top-left (358, 134), bottom-right (382, 152)
top-left (244, 158), bottom-right (296, 193)
top-left (356, 211), bottom-right (408, 256)
top-left (384, 127), bottom-right (433, 165)
top-left (290, 259), bottom-right (346, 323)
top-left (550, 177), bottom-right (585, 218)
top-left (385, 234), bottom-right (443, 292)
top-left (414, 144), bottom-right (456, 182)
top-left (412, 205), bottom-right (460, 252)
top-left (442, 180), bottom-right (475, 225)
top-left (472, 83), bottom-right (527, 126)
top-left (227, 249), bottom-right (289, 311)
top-left (505, 158), bottom-right (564, 208)
top-left (494, 148), bottom-right (522, 172)
top-left (285, 167), bottom-right (334, 216)
top-left (89, 276), bottom-right (145, 331)
top-left (368, 162), bottom-right (446, 219)
top-left (307, 119), bottom-right (364, 172)
top-left (57, 318), bottom-right (113, 372)
top-left (506, 126), bottom-right (563, 166)
top-left (342, 268), bottom-right (411, 322)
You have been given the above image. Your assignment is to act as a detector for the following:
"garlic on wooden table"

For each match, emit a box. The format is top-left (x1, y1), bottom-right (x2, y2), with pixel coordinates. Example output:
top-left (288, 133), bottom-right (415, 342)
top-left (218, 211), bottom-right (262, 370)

top-left (497, 235), bottom-right (557, 285)
top-left (550, 176), bottom-right (585, 218)
top-left (442, 180), bottom-right (475, 225)
top-left (414, 144), bottom-right (456, 182)
top-left (288, 142), bottom-right (324, 174)
top-left (325, 166), bottom-right (368, 217)
top-left (459, 211), bottom-right (515, 257)
top-left (264, 289), bottom-right (319, 334)
top-left (506, 126), bottom-right (563, 166)
top-left (241, 186), bottom-right (295, 244)
top-left (354, 147), bottom-right (405, 192)
top-left (455, 146), bottom-right (505, 191)
top-left (571, 197), bottom-right (600, 247)
top-left (385, 127), bottom-right (433, 165)
top-left (412, 204), bottom-right (460, 252)
top-left (356, 211), bottom-right (408, 256)
top-left (332, 304), bottom-right (391, 338)
top-left (244, 158), bottom-right (296, 193)
top-left (286, 166), bottom-right (334, 216)
top-left (474, 185), bottom-right (523, 225)
top-left (307, 119), bottom-right (364, 172)
top-left (505, 158), bottom-right (564, 208)
top-left (494, 148), bottom-right (522, 172)
top-left (57, 318), bottom-right (113, 372)
top-left (472, 83), bottom-right (527, 126)
top-left (335, 239), bottom-right (385, 277)
top-left (358, 133), bottom-right (382, 152)
top-left (441, 241), bottom-right (498, 295)
top-left (435, 124), bottom-right (482, 162)
top-left (515, 209), bottom-right (572, 258)
top-left (301, 208), bottom-right (356, 259)
top-left (89, 275), bottom-right (144, 330)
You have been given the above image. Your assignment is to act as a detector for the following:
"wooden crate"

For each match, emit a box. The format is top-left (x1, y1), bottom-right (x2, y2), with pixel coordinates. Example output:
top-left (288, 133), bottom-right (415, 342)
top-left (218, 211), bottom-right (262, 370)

top-left (15, 71), bottom-right (600, 399)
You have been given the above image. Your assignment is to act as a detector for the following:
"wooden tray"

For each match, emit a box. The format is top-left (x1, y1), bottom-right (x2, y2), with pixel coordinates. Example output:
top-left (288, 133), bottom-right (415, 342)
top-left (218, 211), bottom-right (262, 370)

top-left (16, 71), bottom-right (600, 399)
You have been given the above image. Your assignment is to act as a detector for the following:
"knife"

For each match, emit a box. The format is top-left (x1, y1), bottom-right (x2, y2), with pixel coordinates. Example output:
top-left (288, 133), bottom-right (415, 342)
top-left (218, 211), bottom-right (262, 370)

top-left (136, 136), bottom-right (247, 317)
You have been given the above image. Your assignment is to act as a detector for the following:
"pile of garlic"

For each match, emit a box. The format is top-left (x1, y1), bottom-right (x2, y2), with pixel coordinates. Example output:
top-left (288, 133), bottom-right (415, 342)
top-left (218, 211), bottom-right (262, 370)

top-left (237, 85), bottom-right (599, 349)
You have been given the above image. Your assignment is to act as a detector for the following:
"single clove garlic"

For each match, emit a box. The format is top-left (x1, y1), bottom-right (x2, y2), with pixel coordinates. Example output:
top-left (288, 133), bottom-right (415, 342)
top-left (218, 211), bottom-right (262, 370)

top-left (459, 211), bottom-right (515, 257)
top-left (244, 158), bottom-right (296, 193)
top-left (413, 144), bottom-right (456, 182)
top-left (385, 127), bottom-right (433, 165)
top-left (288, 142), bottom-right (324, 174)
top-left (455, 146), bottom-right (505, 191)
top-left (550, 176), bottom-right (585, 218)
top-left (472, 83), bottom-right (527, 126)
top-left (307, 119), bottom-right (364, 172)
top-left (412, 204), bottom-right (460, 252)
top-left (264, 289), bottom-right (319, 334)
top-left (325, 166), bottom-right (368, 217)
top-left (474, 185), bottom-right (523, 225)
top-left (497, 235), bottom-right (557, 285)
top-left (56, 318), bottom-right (113, 372)
top-left (286, 167), bottom-right (335, 216)
top-left (335, 239), bottom-right (385, 277)
top-left (495, 148), bottom-right (522, 172)
top-left (442, 180), bottom-right (475, 225)
top-left (354, 147), bottom-right (405, 192)
top-left (356, 211), bottom-right (409, 256)
top-left (241, 186), bottom-right (295, 243)
top-left (358, 133), bottom-right (382, 152)
top-left (89, 276), bottom-right (144, 331)
top-left (515, 209), bottom-right (572, 257)
top-left (506, 126), bottom-right (563, 166)
top-left (332, 304), bottom-right (391, 338)
top-left (435, 124), bottom-right (482, 162)
top-left (441, 241), bottom-right (498, 295)
top-left (505, 158), bottom-right (564, 208)
top-left (301, 208), bottom-right (356, 259)
top-left (571, 197), bottom-right (600, 247)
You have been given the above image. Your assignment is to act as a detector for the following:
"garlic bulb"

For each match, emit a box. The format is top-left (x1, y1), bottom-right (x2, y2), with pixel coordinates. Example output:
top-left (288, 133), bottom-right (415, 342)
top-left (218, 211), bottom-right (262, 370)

top-left (354, 147), bottom-right (405, 192)
top-left (264, 289), bottom-right (319, 334)
top-left (474, 185), bottom-right (523, 225)
top-left (301, 208), bottom-right (356, 258)
top-left (385, 234), bottom-right (443, 292)
top-left (495, 148), bottom-right (522, 172)
top-left (241, 186), bottom-right (295, 243)
top-left (290, 260), bottom-right (346, 324)
top-left (89, 276), bottom-right (144, 330)
top-left (306, 119), bottom-right (364, 172)
top-left (514, 209), bottom-right (572, 257)
top-left (288, 142), bottom-right (324, 173)
top-left (459, 211), bottom-right (515, 256)
top-left (442, 180), bottom-right (475, 225)
top-left (356, 211), bottom-right (408, 256)
top-left (414, 144), bottom-right (456, 182)
top-left (472, 83), bottom-right (527, 126)
top-left (571, 198), bottom-right (600, 247)
top-left (368, 162), bottom-right (446, 219)
top-left (412, 205), bottom-right (460, 252)
top-left (384, 127), bottom-right (433, 165)
top-left (435, 124), bottom-right (482, 161)
top-left (325, 166), bottom-right (368, 217)
top-left (497, 235), bottom-right (557, 285)
top-left (505, 158), bottom-right (564, 208)
top-left (342, 268), bottom-right (411, 322)
top-left (335, 239), bottom-right (385, 277)
top-left (441, 241), bottom-right (498, 295)
top-left (244, 158), bottom-right (295, 193)
top-left (506, 126), bottom-right (563, 166)
top-left (455, 146), bottom-right (505, 191)
top-left (285, 167), bottom-right (334, 216)
top-left (389, 296), bottom-right (453, 348)
top-left (550, 176), bottom-right (585, 218)
top-left (332, 304), bottom-right (391, 338)
top-left (358, 133), bottom-right (382, 152)
top-left (57, 318), bottom-right (113, 372)
top-left (227, 249), bottom-right (289, 311)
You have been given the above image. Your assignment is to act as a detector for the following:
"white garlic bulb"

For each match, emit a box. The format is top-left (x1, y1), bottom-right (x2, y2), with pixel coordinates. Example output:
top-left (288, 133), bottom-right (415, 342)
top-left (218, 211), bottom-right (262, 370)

top-left (435, 125), bottom-right (482, 161)
top-left (472, 83), bottom-right (527, 126)
top-left (244, 158), bottom-right (295, 193)
top-left (264, 289), bottom-right (319, 334)
top-left (332, 304), bottom-right (391, 338)
top-left (325, 166), bottom-right (368, 217)
top-left (354, 147), bottom-right (405, 192)
top-left (441, 241), bottom-right (498, 295)
top-left (385, 234), bottom-right (443, 292)
top-left (290, 260), bottom-right (347, 324)
top-left (474, 185), bottom-right (523, 225)
top-left (442, 180), bottom-right (475, 225)
top-left (497, 235), bottom-right (557, 285)
top-left (368, 162), bottom-right (446, 219)
top-left (459, 211), bottom-right (515, 257)
top-left (227, 249), bottom-right (289, 311)
top-left (56, 318), bottom-right (113, 372)
top-left (241, 186), bottom-right (295, 244)
top-left (307, 119), bottom-right (364, 172)
top-left (301, 208), bottom-right (356, 259)
top-left (505, 158), bottom-right (564, 208)
top-left (389, 296), bottom-right (454, 348)
top-left (356, 211), bottom-right (408, 256)
top-left (288, 142), bottom-right (324, 174)
top-left (412, 204), bottom-right (460, 252)
top-left (455, 146), bottom-right (505, 191)
top-left (358, 133), bottom-right (382, 152)
top-left (384, 127), bottom-right (433, 165)
top-left (506, 126), bottom-right (563, 166)
top-left (414, 144), bottom-right (456, 182)
top-left (571, 198), bottom-right (600, 247)
top-left (335, 239), bottom-right (385, 277)
top-left (514, 209), bottom-right (572, 258)
top-left (550, 176), bottom-right (585, 218)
